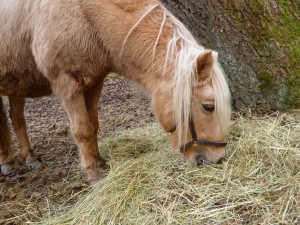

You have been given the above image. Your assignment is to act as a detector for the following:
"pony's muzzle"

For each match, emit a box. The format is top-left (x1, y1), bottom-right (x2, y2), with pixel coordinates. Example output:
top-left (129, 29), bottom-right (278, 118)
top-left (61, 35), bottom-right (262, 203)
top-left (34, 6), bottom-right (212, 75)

top-left (183, 145), bottom-right (226, 166)
top-left (195, 152), bottom-right (224, 166)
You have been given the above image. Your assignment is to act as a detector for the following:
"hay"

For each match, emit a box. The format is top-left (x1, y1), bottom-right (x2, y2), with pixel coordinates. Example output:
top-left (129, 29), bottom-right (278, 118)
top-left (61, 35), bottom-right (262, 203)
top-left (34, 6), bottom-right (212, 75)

top-left (39, 112), bottom-right (300, 224)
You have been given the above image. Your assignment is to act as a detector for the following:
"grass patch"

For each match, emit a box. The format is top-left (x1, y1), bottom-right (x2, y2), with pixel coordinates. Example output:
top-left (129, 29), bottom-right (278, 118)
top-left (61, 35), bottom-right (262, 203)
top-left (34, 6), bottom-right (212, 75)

top-left (39, 112), bottom-right (300, 224)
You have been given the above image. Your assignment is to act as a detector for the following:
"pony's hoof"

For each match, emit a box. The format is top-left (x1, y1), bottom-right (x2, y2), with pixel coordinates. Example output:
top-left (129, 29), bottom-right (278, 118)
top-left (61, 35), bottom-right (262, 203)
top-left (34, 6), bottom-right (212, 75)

top-left (89, 175), bottom-right (105, 186)
top-left (27, 160), bottom-right (42, 170)
top-left (87, 168), bottom-right (106, 186)
top-left (1, 164), bottom-right (12, 175)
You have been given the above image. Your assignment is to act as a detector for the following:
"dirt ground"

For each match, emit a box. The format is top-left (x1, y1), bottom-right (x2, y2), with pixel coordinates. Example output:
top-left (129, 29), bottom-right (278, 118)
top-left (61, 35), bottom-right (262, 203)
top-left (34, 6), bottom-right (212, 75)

top-left (0, 76), bottom-right (154, 224)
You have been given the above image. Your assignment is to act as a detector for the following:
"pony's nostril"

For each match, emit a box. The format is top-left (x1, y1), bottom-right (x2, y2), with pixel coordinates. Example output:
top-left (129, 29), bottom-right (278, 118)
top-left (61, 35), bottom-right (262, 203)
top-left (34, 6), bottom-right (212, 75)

top-left (217, 157), bottom-right (225, 164)
top-left (195, 152), bottom-right (207, 167)
top-left (196, 155), bottom-right (204, 167)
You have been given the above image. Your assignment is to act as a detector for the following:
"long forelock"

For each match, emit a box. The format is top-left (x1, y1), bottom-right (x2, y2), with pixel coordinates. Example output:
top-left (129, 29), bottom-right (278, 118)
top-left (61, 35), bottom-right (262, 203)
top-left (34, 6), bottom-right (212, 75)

top-left (162, 6), bottom-right (203, 144)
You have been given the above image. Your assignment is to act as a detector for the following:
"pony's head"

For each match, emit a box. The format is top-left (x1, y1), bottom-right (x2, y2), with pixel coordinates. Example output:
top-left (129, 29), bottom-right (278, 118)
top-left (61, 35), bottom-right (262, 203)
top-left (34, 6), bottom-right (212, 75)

top-left (154, 50), bottom-right (231, 166)
top-left (153, 49), bottom-right (231, 166)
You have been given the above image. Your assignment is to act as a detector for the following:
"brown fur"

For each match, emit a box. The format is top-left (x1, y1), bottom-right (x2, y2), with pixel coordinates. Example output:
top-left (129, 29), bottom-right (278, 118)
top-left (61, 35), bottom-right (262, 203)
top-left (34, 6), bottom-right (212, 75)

top-left (0, 0), bottom-right (231, 183)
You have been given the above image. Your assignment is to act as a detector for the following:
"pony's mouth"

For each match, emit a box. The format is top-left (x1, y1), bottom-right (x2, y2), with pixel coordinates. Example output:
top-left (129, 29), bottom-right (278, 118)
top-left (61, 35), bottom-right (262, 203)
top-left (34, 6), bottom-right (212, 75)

top-left (183, 146), bottom-right (225, 167)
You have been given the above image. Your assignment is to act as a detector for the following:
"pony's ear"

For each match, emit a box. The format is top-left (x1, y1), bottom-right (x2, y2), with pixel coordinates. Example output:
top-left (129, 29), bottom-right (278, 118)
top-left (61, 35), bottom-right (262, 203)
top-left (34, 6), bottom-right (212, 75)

top-left (196, 50), bottom-right (214, 81)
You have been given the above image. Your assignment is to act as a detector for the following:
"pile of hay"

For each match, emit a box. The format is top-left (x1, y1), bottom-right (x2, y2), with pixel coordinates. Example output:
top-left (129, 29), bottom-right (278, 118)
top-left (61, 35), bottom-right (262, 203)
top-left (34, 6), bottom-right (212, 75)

top-left (41, 113), bottom-right (299, 224)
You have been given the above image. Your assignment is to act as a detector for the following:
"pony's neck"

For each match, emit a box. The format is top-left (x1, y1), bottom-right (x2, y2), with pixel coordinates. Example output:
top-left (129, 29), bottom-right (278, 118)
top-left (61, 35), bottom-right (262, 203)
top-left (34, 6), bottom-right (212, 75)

top-left (115, 61), bottom-right (174, 95)
top-left (81, 0), bottom-right (175, 94)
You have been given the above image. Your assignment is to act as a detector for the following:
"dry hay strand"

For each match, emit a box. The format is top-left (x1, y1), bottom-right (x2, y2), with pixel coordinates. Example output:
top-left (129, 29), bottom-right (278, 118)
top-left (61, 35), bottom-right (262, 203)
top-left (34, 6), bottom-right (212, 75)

top-left (36, 113), bottom-right (300, 224)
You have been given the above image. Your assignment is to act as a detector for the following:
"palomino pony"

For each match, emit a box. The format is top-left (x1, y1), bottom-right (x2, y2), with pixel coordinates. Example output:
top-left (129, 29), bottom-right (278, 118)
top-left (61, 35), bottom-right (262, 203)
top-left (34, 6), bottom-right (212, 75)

top-left (0, 0), bottom-right (231, 184)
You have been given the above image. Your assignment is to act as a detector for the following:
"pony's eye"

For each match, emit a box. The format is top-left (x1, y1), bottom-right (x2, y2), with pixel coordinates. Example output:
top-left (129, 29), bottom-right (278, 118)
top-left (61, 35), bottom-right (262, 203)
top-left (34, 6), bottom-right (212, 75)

top-left (202, 104), bottom-right (215, 112)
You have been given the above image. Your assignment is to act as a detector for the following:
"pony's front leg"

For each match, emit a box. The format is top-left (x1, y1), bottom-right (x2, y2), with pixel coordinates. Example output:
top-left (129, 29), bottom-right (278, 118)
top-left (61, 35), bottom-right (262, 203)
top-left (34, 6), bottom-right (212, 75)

top-left (54, 73), bottom-right (104, 184)
top-left (9, 97), bottom-right (42, 170)
top-left (84, 79), bottom-right (107, 171)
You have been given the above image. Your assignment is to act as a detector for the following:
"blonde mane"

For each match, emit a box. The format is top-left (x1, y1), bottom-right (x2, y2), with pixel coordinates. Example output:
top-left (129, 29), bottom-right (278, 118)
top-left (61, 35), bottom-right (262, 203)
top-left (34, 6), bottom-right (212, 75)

top-left (122, 3), bottom-right (231, 144)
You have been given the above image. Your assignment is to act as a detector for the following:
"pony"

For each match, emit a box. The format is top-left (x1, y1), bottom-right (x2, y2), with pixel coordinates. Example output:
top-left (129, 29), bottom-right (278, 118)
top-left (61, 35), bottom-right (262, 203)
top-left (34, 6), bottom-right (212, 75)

top-left (0, 0), bottom-right (231, 184)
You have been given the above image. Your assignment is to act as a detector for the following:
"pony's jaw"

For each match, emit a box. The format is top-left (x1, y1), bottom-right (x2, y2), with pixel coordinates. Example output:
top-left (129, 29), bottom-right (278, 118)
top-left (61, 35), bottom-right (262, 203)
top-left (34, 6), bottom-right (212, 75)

top-left (183, 146), bottom-right (226, 166)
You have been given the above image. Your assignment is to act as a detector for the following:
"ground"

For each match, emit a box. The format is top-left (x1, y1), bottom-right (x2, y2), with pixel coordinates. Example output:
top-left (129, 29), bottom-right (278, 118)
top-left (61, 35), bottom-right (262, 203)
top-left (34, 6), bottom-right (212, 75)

top-left (0, 76), bottom-right (155, 224)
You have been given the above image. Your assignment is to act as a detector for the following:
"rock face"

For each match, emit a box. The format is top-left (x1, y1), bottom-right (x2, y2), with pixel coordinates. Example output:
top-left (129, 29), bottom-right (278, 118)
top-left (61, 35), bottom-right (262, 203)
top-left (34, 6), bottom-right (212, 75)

top-left (161, 0), bottom-right (300, 110)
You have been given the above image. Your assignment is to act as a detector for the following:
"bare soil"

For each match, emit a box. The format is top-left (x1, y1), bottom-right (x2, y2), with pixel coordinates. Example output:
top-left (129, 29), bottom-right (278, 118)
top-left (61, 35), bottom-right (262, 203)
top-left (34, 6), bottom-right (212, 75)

top-left (0, 76), bottom-right (154, 224)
